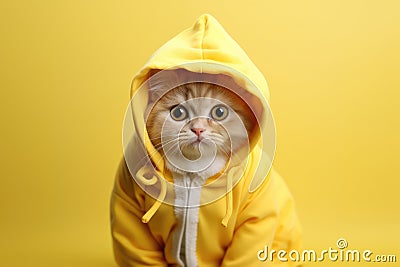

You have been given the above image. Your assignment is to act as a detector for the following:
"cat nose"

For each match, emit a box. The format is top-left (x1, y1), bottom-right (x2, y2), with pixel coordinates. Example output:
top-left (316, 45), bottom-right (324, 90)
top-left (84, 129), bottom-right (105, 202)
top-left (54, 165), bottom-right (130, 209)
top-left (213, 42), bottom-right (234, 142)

top-left (191, 127), bottom-right (205, 137)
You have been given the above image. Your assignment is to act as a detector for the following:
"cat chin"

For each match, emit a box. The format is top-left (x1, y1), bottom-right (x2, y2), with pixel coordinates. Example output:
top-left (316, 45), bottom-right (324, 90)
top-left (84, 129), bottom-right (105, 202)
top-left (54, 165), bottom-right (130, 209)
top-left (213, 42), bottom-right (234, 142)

top-left (165, 155), bottom-right (227, 179)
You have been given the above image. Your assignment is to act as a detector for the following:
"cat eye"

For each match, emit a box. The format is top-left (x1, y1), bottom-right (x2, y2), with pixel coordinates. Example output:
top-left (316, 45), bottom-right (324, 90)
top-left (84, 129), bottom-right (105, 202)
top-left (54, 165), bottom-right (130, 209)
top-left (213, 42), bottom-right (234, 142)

top-left (170, 105), bottom-right (188, 121)
top-left (210, 105), bottom-right (228, 121)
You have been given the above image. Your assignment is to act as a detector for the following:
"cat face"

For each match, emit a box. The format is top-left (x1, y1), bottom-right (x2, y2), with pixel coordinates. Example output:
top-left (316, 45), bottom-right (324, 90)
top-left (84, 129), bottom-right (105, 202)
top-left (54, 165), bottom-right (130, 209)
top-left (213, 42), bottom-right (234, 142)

top-left (146, 82), bottom-right (256, 175)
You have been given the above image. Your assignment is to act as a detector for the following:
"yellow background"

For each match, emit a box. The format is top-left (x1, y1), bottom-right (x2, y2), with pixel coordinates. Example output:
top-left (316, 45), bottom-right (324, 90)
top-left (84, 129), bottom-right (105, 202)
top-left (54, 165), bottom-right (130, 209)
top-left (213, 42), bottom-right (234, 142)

top-left (1, 1), bottom-right (399, 266)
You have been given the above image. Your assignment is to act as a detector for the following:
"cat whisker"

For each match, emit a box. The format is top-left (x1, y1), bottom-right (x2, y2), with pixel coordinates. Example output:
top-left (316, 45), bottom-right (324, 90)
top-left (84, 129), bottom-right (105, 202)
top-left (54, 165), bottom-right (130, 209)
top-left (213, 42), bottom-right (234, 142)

top-left (207, 132), bottom-right (224, 137)
top-left (218, 145), bottom-right (233, 156)
top-left (139, 140), bottom-right (180, 170)
top-left (154, 143), bottom-right (181, 167)
top-left (147, 134), bottom-right (180, 141)
top-left (203, 136), bottom-right (225, 145)
top-left (152, 138), bottom-right (181, 150)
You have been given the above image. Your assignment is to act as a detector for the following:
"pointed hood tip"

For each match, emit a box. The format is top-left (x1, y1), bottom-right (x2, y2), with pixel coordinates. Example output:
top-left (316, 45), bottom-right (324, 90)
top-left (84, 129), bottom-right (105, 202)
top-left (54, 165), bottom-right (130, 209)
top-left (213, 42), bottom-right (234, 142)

top-left (192, 13), bottom-right (217, 31)
top-left (197, 13), bottom-right (217, 22)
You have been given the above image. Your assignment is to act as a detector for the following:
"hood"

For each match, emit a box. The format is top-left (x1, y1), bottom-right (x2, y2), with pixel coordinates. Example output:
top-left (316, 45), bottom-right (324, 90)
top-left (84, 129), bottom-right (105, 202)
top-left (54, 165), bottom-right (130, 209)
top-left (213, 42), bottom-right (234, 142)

top-left (122, 14), bottom-right (276, 225)
top-left (131, 14), bottom-right (270, 101)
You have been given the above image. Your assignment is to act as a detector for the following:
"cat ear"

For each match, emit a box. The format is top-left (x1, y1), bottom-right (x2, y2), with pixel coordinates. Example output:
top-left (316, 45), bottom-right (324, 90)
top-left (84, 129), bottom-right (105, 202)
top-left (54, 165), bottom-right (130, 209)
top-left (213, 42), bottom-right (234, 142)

top-left (147, 69), bottom-right (162, 103)
top-left (213, 73), bottom-right (264, 123)
top-left (147, 69), bottom-right (180, 103)
top-left (240, 90), bottom-right (263, 121)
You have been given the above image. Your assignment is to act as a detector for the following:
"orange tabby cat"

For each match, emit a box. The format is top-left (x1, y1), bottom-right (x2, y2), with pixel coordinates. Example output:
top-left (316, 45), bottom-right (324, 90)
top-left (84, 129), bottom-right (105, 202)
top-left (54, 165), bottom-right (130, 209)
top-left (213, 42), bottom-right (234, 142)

top-left (146, 82), bottom-right (256, 178)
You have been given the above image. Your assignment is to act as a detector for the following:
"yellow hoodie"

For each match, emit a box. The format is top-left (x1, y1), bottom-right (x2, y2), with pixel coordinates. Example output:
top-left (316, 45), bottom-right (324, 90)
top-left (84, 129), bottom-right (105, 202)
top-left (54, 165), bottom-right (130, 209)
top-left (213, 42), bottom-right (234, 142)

top-left (110, 14), bottom-right (302, 267)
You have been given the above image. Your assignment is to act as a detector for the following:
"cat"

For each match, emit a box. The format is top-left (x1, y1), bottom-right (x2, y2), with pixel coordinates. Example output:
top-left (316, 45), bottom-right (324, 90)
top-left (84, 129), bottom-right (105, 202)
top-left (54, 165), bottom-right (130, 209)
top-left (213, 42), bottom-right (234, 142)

top-left (146, 81), bottom-right (257, 179)
top-left (112, 14), bottom-right (302, 266)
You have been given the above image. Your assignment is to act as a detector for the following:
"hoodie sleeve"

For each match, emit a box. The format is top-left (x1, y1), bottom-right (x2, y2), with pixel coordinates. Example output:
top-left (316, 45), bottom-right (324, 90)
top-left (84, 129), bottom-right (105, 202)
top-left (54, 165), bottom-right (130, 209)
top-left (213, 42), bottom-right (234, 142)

top-left (110, 159), bottom-right (168, 267)
top-left (221, 169), bottom-right (302, 267)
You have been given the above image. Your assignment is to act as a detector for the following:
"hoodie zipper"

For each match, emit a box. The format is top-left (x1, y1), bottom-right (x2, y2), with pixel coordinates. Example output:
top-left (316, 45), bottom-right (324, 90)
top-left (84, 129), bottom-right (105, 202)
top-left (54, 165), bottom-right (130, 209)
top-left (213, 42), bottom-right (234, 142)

top-left (175, 173), bottom-right (207, 267)
top-left (176, 175), bottom-right (193, 267)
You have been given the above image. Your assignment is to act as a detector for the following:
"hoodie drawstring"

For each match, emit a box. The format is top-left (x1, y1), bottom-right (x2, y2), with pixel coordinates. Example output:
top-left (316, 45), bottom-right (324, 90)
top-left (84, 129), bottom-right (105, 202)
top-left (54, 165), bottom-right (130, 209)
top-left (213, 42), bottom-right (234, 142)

top-left (136, 166), bottom-right (167, 223)
top-left (137, 164), bottom-right (243, 227)
top-left (221, 165), bottom-right (242, 227)
top-left (221, 173), bottom-right (232, 227)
